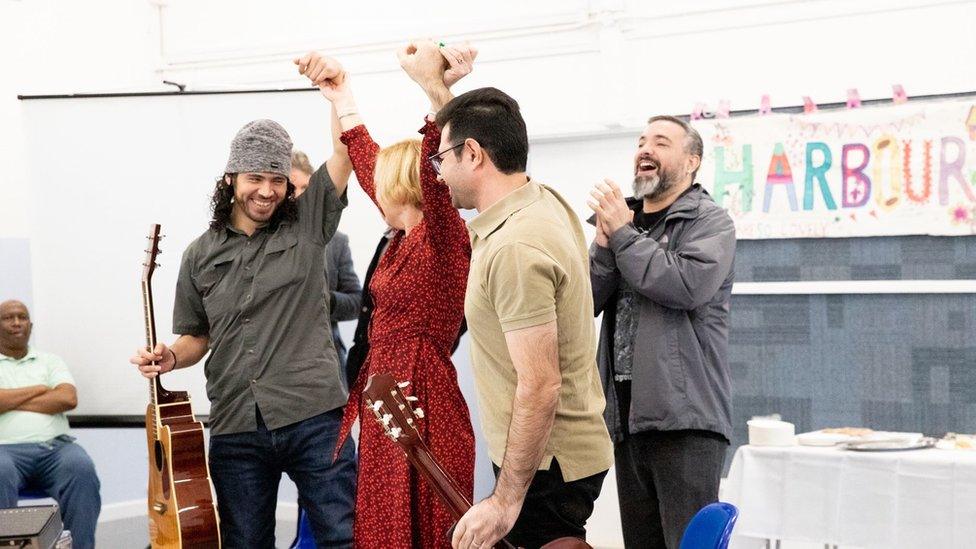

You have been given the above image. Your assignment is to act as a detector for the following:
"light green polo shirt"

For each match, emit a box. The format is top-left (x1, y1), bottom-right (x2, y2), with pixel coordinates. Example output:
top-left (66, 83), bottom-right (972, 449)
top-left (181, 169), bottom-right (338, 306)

top-left (0, 348), bottom-right (74, 444)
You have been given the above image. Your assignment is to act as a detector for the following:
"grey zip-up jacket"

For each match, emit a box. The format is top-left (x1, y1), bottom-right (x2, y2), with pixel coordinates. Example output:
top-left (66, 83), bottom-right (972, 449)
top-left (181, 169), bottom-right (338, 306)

top-left (589, 184), bottom-right (736, 442)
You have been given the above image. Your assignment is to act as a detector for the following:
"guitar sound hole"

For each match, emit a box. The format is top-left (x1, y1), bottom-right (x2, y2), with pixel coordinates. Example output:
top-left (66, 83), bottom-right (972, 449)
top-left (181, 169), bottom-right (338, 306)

top-left (154, 440), bottom-right (164, 471)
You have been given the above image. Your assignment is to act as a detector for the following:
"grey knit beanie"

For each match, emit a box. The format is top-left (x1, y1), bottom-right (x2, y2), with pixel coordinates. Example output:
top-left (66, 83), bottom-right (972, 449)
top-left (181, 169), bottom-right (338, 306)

top-left (224, 119), bottom-right (293, 177)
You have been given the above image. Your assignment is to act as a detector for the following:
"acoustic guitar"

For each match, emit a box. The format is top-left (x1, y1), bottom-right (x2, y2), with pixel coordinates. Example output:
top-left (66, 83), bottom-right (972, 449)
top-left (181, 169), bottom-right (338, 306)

top-left (363, 372), bottom-right (591, 549)
top-left (142, 224), bottom-right (221, 548)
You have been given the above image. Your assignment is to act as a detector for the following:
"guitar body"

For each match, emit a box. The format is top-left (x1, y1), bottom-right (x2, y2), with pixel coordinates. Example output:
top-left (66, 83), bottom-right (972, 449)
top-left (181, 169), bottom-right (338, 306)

top-left (146, 398), bottom-right (221, 548)
top-left (141, 224), bottom-right (221, 548)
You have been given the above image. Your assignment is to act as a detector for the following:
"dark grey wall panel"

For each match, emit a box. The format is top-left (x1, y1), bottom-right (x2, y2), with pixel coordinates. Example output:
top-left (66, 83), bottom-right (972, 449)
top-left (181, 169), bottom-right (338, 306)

top-left (728, 293), bottom-right (976, 470)
top-left (734, 236), bottom-right (976, 282)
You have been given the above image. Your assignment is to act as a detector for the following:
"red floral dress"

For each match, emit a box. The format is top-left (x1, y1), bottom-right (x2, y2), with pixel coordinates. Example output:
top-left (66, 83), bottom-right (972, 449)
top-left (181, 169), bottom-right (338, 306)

top-left (336, 120), bottom-right (475, 548)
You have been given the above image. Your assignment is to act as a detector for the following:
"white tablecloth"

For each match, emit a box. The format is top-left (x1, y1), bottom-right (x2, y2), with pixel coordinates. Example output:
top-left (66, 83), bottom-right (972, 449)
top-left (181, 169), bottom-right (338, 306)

top-left (723, 444), bottom-right (976, 548)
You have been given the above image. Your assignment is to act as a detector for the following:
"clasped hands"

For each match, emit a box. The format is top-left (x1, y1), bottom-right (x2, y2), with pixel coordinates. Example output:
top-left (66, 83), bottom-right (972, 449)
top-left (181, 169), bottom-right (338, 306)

top-left (292, 39), bottom-right (478, 101)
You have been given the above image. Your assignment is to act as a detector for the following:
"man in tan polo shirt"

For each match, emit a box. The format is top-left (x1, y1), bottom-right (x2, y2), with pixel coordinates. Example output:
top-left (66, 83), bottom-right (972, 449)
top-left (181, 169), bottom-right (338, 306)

top-left (427, 82), bottom-right (613, 549)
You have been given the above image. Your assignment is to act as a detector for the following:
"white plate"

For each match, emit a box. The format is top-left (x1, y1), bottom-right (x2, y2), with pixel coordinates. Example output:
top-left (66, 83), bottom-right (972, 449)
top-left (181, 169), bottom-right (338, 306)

top-left (845, 438), bottom-right (936, 452)
top-left (797, 431), bottom-right (853, 446)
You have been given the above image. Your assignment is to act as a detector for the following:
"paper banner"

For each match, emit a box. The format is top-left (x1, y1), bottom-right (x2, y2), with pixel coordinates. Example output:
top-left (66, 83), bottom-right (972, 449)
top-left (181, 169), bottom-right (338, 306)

top-left (691, 97), bottom-right (976, 238)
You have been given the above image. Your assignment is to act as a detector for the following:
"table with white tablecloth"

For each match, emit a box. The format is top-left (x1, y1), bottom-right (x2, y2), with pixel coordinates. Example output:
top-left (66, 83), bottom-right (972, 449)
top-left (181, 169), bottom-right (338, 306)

top-left (723, 444), bottom-right (976, 548)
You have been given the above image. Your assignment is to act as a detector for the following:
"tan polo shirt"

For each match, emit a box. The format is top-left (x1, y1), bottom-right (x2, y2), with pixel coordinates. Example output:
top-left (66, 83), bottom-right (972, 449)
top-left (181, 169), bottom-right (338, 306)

top-left (465, 180), bottom-right (613, 482)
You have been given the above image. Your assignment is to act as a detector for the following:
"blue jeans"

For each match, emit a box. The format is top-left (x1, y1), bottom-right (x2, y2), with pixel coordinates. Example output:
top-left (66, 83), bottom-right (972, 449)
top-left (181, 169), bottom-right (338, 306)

top-left (209, 407), bottom-right (356, 548)
top-left (0, 435), bottom-right (101, 549)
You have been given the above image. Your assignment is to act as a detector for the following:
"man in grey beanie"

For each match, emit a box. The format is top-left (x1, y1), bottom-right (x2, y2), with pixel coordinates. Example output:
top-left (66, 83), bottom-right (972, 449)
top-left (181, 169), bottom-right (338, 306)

top-left (130, 54), bottom-right (358, 547)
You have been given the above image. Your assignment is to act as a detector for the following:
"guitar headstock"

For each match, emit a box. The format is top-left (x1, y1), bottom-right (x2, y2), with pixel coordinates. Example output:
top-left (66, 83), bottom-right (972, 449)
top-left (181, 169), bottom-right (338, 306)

top-left (143, 224), bottom-right (163, 282)
top-left (363, 372), bottom-right (426, 448)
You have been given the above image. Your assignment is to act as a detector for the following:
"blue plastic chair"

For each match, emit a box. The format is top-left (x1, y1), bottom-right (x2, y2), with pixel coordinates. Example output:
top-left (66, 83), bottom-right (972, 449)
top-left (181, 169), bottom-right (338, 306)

top-left (288, 506), bottom-right (316, 549)
top-left (679, 502), bottom-right (739, 549)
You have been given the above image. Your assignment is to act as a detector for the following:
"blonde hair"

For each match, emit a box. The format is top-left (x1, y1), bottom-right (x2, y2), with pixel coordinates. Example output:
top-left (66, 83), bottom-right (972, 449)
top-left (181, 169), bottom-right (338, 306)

top-left (291, 150), bottom-right (313, 176)
top-left (374, 138), bottom-right (423, 208)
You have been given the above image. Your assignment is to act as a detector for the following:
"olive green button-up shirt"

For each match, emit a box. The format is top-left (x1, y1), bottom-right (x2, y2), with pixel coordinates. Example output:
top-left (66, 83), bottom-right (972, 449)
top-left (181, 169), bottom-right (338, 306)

top-left (173, 164), bottom-right (348, 435)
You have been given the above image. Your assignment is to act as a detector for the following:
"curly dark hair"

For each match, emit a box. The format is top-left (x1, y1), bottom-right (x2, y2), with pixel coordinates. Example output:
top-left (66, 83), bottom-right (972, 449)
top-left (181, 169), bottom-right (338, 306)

top-left (209, 174), bottom-right (299, 232)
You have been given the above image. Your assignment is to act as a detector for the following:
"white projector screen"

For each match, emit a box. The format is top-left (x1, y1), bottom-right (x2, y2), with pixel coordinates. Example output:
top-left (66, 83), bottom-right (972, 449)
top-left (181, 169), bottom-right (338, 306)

top-left (20, 88), bottom-right (632, 417)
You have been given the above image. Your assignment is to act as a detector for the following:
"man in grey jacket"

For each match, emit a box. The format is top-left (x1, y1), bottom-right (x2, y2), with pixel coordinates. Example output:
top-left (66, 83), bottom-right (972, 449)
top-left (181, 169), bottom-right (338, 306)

top-left (587, 115), bottom-right (736, 549)
top-left (325, 231), bottom-right (362, 384)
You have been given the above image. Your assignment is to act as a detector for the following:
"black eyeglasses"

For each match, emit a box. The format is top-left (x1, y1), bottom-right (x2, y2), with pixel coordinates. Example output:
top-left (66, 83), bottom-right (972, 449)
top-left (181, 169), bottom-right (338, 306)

top-left (427, 142), bottom-right (465, 175)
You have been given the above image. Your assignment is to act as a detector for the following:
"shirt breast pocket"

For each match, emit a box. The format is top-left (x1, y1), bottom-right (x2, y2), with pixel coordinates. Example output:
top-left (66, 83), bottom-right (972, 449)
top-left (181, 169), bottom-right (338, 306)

top-left (194, 254), bottom-right (236, 318)
top-left (260, 232), bottom-right (304, 293)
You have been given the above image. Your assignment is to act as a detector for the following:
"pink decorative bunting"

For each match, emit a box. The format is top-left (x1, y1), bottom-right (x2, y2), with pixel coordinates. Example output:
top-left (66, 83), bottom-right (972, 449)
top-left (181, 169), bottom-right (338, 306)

top-left (717, 99), bottom-right (731, 118)
top-left (892, 84), bottom-right (908, 104)
top-left (759, 94), bottom-right (772, 115)
top-left (802, 96), bottom-right (817, 114)
top-left (691, 102), bottom-right (705, 120)
top-left (846, 88), bottom-right (861, 109)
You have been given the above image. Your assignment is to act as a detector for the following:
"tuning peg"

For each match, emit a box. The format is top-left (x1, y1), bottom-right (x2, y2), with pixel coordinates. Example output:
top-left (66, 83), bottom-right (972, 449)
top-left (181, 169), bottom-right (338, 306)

top-left (406, 417), bottom-right (414, 426)
top-left (397, 381), bottom-right (410, 389)
top-left (406, 396), bottom-right (418, 402)
top-left (414, 408), bottom-right (425, 419)
top-left (381, 413), bottom-right (393, 427)
top-left (390, 427), bottom-right (402, 439)
top-left (398, 404), bottom-right (406, 411)
top-left (371, 400), bottom-right (383, 412)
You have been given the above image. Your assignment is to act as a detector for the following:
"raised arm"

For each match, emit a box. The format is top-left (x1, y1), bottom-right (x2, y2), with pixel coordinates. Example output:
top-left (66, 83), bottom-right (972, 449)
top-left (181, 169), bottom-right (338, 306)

top-left (325, 102), bottom-right (353, 196)
top-left (401, 41), bottom-right (477, 245)
top-left (294, 52), bottom-right (383, 209)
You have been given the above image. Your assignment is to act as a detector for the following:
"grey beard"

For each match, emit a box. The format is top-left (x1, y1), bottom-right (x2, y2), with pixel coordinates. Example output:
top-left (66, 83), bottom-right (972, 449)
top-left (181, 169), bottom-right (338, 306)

top-left (633, 173), bottom-right (674, 200)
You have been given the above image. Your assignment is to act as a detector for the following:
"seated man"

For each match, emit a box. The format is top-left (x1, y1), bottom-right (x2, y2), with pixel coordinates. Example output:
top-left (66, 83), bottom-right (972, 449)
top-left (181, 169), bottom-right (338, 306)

top-left (0, 300), bottom-right (101, 549)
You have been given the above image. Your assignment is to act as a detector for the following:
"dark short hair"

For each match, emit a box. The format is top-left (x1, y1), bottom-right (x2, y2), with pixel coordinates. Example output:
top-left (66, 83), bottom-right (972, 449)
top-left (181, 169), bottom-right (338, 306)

top-left (647, 115), bottom-right (704, 181)
top-left (435, 87), bottom-right (528, 174)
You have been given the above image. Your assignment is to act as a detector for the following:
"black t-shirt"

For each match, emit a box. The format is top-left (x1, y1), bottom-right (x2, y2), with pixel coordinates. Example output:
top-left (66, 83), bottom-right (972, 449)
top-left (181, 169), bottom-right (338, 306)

top-left (633, 207), bottom-right (669, 232)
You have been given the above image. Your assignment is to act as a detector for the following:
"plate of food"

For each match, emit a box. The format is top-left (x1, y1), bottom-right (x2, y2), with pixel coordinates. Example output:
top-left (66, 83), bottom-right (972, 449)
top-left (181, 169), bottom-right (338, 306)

top-left (935, 433), bottom-right (976, 450)
top-left (798, 427), bottom-right (876, 447)
top-left (844, 437), bottom-right (937, 452)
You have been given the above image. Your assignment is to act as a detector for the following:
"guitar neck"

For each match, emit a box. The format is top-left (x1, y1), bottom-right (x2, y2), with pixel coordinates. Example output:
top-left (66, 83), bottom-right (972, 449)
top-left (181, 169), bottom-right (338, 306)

top-left (407, 444), bottom-right (472, 519)
top-left (141, 278), bottom-right (163, 407)
top-left (406, 445), bottom-right (516, 549)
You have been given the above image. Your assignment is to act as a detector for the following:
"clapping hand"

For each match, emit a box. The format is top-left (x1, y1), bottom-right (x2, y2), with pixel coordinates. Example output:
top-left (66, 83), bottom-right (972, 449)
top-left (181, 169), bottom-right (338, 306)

top-left (587, 179), bottom-right (634, 236)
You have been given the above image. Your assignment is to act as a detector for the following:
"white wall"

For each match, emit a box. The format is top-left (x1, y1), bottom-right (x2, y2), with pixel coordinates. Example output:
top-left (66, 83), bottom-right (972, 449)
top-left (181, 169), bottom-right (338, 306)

top-left (4, 0), bottom-right (974, 261)
top-left (2, 1), bottom-right (972, 547)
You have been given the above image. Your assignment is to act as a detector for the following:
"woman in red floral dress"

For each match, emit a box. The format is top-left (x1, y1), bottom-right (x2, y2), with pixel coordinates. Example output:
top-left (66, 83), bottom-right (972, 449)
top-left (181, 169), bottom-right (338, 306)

top-left (299, 44), bottom-right (478, 548)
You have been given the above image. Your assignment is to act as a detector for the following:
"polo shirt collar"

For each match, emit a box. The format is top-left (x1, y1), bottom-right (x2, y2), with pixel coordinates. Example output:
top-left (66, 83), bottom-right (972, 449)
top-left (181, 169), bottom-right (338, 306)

top-left (467, 179), bottom-right (541, 241)
top-left (0, 347), bottom-right (37, 363)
